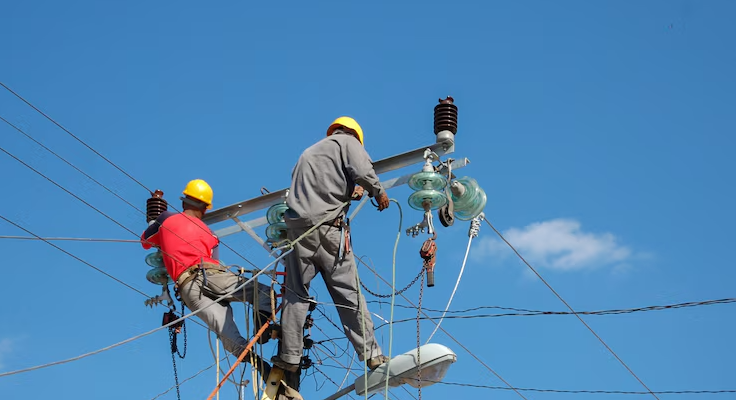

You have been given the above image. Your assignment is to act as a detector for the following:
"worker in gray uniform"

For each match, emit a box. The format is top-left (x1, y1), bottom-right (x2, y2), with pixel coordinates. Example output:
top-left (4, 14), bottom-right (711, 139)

top-left (271, 116), bottom-right (391, 372)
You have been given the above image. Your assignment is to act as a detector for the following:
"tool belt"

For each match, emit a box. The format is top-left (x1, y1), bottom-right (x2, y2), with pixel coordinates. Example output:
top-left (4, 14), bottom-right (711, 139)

top-left (323, 215), bottom-right (345, 228)
top-left (176, 262), bottom-right (227, 289)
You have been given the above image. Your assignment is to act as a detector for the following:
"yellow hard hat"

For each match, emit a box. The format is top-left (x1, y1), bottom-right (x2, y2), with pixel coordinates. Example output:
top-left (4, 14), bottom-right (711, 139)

top-left (327, 116), bottom-right (364, 145)
top-left (182, 179), bottom-right (213, 210)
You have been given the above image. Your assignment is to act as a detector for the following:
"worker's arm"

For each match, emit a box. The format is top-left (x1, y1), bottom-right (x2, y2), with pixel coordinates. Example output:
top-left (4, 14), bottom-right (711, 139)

top-left (343, 138), bottom-right (385, 198)
top-left (140, 211), bottom-right (175, 250)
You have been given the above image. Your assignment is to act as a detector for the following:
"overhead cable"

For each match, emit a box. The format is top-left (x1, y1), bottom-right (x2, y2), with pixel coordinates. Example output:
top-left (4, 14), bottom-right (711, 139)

top-left (355, 256), bottom-right (530, 400)
top-left (0, 250), bottom-right (288, 378)
top-left (484, 216), bottom-right (660, 399)
top-left (432, 381), bottom-right (736, 395)
top-left (368, 298), bottom-right (736, 317)
top-left (0, 235), bottom-right (139, 243)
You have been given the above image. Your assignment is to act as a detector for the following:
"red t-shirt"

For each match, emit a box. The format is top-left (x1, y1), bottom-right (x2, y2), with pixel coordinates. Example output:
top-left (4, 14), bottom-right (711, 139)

top-left (141, 211), bottom-right (219, 281)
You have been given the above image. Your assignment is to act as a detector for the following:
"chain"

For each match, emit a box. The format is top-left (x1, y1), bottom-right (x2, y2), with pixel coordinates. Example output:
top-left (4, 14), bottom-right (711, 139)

top-left (168, 295), bottom-right (187, 400)
top-left (416, 270), bottom-right (424, 400)
top-left (359, 269), bottom-right (424, 299)
top-left (169, 331), bottom-right (182, 400)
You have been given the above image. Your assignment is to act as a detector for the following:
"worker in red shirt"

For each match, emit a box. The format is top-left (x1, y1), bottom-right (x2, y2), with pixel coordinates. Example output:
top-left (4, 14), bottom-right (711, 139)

top-left (141, 179), bottom-right (273, 376)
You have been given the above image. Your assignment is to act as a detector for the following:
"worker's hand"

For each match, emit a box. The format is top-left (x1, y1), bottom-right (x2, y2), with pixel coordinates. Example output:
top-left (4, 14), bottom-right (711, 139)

top-left (376, 192), bottom-right (389, 211)
top-left (351, 185), bottom-right (364, 201)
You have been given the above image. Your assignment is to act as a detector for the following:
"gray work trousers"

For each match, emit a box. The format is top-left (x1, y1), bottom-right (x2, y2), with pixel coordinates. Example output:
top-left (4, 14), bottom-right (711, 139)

top-left (279, 224), bottom-right (382, 365)
top-left (178, 270), bottom-right (273, 357)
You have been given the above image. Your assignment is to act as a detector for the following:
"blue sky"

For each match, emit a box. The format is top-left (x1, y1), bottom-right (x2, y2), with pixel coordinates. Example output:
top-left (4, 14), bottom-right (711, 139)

top-left (1, 1), bottom-right (735, 399)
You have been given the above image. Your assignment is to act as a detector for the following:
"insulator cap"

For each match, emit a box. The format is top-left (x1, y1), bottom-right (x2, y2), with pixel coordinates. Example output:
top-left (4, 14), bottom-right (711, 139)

top-left (434, 96), bottom-right (458, 135)
top-left (146, 189), bottom-right (168, 223)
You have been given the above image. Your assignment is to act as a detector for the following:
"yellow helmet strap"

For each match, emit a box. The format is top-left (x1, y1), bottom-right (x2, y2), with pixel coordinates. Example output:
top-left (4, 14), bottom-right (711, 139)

top-left (181, 196), bottom-right (208, 211)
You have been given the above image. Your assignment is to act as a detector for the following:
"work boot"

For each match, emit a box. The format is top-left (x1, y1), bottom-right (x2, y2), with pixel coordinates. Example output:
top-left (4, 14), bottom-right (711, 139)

top-left (270, 355), bottom-right (300, 373)
top-left (253, 310), bottom-right (274, 344)
top-left (367, 355), bottom-right (390, 371)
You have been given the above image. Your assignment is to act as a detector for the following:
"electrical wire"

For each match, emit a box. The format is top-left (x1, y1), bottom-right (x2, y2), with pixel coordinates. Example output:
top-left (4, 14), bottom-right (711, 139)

top-left (429, 380), bottom-right (736, 395)
top-left (0, 82), bottom-right (152, 193)
top-left (425, 234), bottom-right (473, 343)
top-left (149, 357), bottom-right (228, 400)
top-left (367, 298), bottom-right (736, 316)
top-left (312, 345), bottom-right (412, 400)
top-left (0, 106), bottom-right (260, 270)
top-left (354, 256), bottom-right (529, 400)
top-left (0, 235), bottom-right (140, 243)
top-left (0, 250), bottom-right (288, 378)
top-left (0, 215), bottom-right (149, 297)
top-left (312, 364), bottom-right (358, 400)
top-left (383, 198), bottom-right (402, 399)
top-left (0, 115), bottom-right (146, 215)
top-left (483, 216), bottom-right (660, 399)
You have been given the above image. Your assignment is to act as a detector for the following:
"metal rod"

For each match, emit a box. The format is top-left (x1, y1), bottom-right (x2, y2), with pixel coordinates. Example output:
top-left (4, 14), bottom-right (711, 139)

top-left (321, 383), bottom-right (356, 400)
top-left (211, 158), bottom-right (470, 239)
top-left (202, 142), bottom-right (456, 226)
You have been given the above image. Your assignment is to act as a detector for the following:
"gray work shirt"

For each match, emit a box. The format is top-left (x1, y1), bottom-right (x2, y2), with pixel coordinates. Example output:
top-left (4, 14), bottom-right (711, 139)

top-left (284, 131), bottom-right (385, 228)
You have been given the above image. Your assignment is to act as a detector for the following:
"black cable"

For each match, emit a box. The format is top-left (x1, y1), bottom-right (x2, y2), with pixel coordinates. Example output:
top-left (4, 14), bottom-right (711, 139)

top-left (0, 115), bottom-right (146, 215)
top-left (367, 298), bottom-right (736, 316)
top-left (0, 82), bottom-right (153, 193)
top-left (354, 256), bottom-right (530, 399)
top-left (0, 105), bottom-right (259, 269)
top-left (484, 217), bottom-right (660, 399)
top-left (0, 215), bottom-right (149, 297)
top-left (431, 380), bottom-right (736, 395)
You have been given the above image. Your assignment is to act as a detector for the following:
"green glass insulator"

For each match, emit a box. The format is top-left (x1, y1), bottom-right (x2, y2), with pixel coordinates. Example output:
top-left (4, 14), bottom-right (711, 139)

top-left (408, 189), bottom-right (448, 211)
top-left (450, 177), bottom-right (488, 221)
top-left (266, 222), bottom-right (288, 241)
top-left (146, 266), bottom-right (172, 285)
top-left (267, 203), bottom-right (289, 225)
top-left (408, 171), bottom-right (448, 192)
top-left (145, 251), bottom-right (164, 268)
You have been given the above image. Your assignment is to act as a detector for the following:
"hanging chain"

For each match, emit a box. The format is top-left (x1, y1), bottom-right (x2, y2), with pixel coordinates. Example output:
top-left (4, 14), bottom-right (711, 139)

top-left (169, 329), bottom-right (182, 400)
top-left (416, 270), bottom-right (424, 400)
top-left (167, 291), bottom-right (187, 400)
top-left (359, 269), bottom-right (424, 299)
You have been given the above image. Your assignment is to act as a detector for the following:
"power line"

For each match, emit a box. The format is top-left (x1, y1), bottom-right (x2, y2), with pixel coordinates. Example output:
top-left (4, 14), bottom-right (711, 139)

top-left (150, 359), bottom-right (224, 400)
top-left (0, 115), bottom-right (146, 215)
top-left (0, 143), bottom-right (141, 237)
top-left (0, 97), bottom-right (257, 267)
top-left (0, 214), bottom-right (149, 297)
top-left (366, 298), bottom-right (736, 320)
top-left (0, 253), bottom-right (285, 378)
top-left (484, 217), bottom-right (660, 399)
top-left (0, 235), bottom-right (139, 243)
top-left (0, 114), bottom-right (259, 269)
top-left (354, 256), bottom-right (530, 400)
top-left (0, 82), bottom-right (153, 193)
top-left (432, 381), bottom-right (736, 395)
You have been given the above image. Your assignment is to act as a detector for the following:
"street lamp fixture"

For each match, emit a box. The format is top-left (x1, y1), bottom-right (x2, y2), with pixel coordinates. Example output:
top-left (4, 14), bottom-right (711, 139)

top-left (322, 343), bottom-right (457, 400)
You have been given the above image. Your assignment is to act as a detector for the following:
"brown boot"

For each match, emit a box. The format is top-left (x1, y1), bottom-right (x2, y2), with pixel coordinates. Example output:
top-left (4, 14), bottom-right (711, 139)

top-left (367, 355), bottom-right (390, 370)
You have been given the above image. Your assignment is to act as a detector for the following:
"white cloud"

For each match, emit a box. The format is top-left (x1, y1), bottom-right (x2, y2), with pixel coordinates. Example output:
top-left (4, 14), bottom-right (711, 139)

top-left (0, 338), bottom-right (13, 369)
top-left (477, 219), bottom-right (633, 271)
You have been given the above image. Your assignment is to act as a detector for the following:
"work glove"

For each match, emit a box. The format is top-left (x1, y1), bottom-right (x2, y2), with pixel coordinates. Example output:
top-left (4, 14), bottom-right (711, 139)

top-left (376, 191), bottom-right (389, 211)
top-left (351, 185), bottom-right (364, 201)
